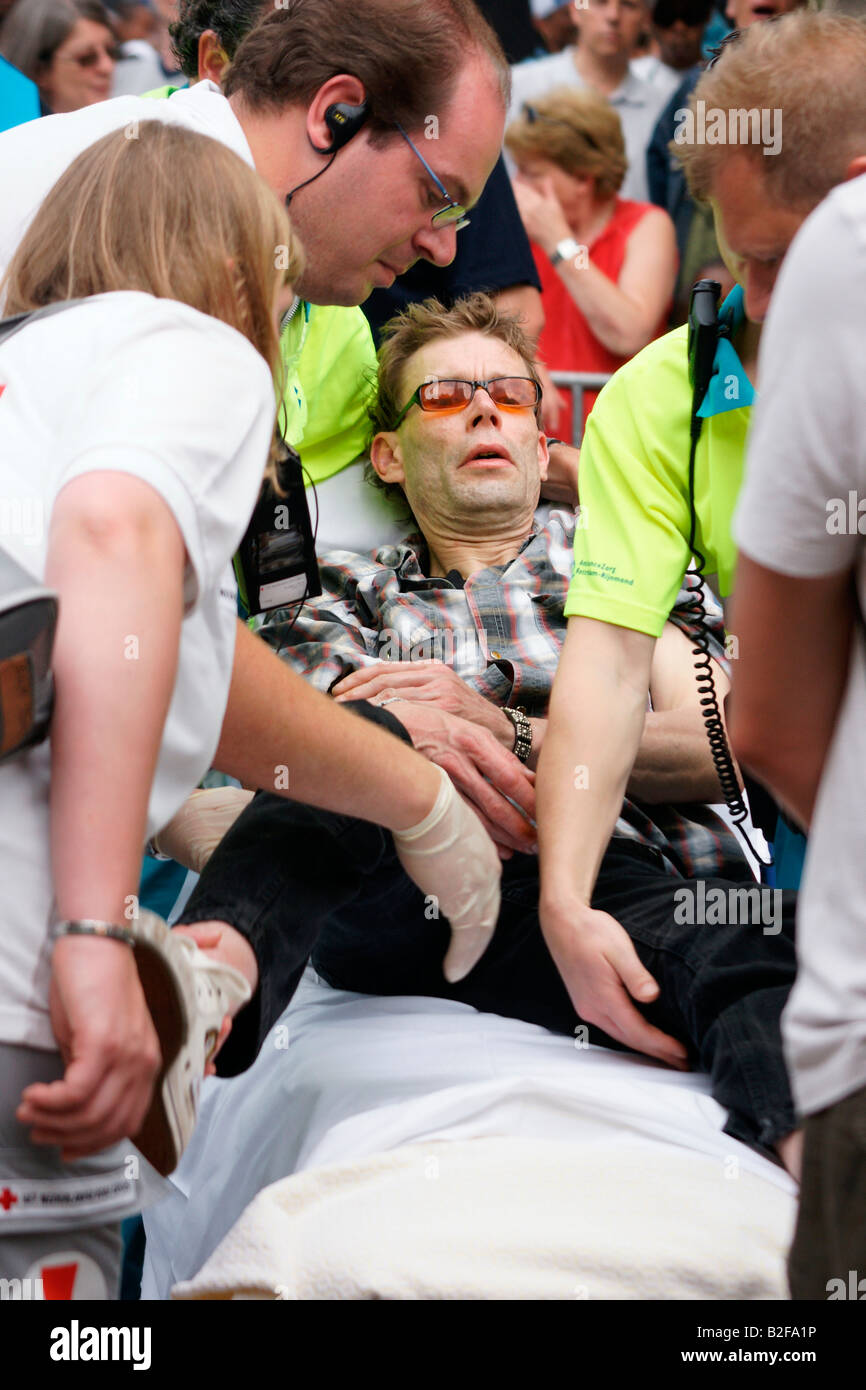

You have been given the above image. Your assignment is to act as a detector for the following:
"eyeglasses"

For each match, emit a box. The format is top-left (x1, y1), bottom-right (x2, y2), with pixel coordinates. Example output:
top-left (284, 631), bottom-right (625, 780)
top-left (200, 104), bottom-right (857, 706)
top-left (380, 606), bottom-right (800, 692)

top-left (394, 123), bottom-right (471, 231)
top-left (393, 376), bottom-right (541, 428)
top-left (57, 43), bottom-right (121, 67)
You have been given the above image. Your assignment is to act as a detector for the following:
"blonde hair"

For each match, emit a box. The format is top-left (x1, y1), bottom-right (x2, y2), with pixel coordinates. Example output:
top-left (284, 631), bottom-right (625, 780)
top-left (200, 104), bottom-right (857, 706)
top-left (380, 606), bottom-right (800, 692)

top-left (676, 11), bottom-right (866, 209)
top-left (505, 87), bottom-right (627, 199)
top-left (2, 121), bottom-right (305, 477)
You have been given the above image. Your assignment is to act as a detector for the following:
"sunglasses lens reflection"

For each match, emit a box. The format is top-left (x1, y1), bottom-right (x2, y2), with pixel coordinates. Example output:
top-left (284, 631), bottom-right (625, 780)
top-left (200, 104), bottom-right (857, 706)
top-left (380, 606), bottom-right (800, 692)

top-left (418, 378), bottom-right (539, 412)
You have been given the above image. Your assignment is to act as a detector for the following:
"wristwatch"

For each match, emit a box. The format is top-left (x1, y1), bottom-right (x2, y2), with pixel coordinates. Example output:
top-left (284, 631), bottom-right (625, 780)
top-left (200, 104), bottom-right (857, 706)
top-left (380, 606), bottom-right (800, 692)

top-left (504, 706), bottom-right (532, 764)
top-left (550, 236), bottom-right (582, 268)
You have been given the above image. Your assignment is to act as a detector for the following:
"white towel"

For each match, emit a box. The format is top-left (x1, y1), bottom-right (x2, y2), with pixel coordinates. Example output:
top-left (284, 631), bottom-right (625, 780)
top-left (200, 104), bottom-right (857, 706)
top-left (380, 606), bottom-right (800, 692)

top-left (172, 1136), bottom-right (793, 1301)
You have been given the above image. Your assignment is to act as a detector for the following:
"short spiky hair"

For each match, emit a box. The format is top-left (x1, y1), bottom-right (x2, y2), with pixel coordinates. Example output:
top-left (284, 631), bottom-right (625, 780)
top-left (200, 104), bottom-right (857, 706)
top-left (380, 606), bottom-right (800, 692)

top-left (365, 293), bottom-right (542, 506)
top-left (676, 11), bottom-right (866, 210)
top-left (169, 0), bottom-right (265, 80)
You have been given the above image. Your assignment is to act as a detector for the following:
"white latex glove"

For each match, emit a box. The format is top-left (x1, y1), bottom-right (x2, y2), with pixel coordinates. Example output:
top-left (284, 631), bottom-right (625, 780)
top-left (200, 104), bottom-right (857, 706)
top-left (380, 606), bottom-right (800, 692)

top-left (393, 765), bottom-right (502, 983)
top-left (153, 787), bottom-right (255, 874)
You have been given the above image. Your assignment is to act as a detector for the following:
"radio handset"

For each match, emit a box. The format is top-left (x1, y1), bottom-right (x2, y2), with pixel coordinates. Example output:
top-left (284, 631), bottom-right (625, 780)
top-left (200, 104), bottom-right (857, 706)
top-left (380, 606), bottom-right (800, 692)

top-left (688, 278), bottom-right (726, 434)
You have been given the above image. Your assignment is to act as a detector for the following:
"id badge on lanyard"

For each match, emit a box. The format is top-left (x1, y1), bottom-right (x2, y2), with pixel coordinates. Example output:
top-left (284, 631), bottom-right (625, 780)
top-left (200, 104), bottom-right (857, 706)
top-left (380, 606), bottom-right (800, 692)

top-left (233, 440), bottom-right (321, 616)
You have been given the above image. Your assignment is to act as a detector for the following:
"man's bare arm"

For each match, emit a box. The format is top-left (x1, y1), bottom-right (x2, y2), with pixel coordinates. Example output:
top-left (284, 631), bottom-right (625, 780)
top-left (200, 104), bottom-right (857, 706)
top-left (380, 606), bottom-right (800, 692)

top-left (537, 617), bottom-right (655, 904)
top-left (536, 616), bottom-right (688, 1069)
top-left (216, 621), bottom-right (440, 833)
top-left (629, 622), bottom-right (736, 803)
top-left (729, 556), bottom-right (855, 829)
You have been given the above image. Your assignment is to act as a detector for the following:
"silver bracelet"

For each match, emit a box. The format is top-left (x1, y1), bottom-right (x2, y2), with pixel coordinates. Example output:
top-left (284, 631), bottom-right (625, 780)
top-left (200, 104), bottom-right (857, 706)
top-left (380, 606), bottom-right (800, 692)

top-left (504, 706), bottom-right (532, 764)
top-left (53, 919), bottom-right (136, 948)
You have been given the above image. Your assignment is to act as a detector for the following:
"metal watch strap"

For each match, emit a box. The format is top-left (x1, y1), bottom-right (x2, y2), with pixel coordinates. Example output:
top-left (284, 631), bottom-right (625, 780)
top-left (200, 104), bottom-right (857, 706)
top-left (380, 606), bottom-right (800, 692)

top-left (504, 707), bottom-right (532, 764)
top-left (53, 919), bottom-right (135, 947)
top-left (550, 237), bottom-right (579, 268)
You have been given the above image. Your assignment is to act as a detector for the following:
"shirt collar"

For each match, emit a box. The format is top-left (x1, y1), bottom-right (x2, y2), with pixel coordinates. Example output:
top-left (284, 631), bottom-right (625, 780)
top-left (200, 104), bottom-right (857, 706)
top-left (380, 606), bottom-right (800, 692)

top-left (385, 527), bottom-right (542, 587)
top-left (695, 284), bottom-right (756, 419)
top-left (611, 67), bottom-right (655, 106)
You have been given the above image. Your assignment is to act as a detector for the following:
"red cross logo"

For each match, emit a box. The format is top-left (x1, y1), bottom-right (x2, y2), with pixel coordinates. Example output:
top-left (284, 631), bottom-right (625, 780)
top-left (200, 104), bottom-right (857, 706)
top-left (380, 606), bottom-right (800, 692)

top-left (0, 1187), bottom-right (18, 1212)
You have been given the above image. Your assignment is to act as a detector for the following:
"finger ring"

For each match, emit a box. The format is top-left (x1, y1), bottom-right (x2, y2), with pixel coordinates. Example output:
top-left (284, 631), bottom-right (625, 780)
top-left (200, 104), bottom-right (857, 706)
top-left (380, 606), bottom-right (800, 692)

top-left (378, 696), bottom-right (403, 707)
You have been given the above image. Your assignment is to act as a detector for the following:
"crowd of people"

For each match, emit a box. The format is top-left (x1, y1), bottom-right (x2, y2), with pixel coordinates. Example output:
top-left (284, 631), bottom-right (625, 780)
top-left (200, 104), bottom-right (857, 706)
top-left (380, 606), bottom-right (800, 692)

top-left (0, 0), bottom-right (864, 1308)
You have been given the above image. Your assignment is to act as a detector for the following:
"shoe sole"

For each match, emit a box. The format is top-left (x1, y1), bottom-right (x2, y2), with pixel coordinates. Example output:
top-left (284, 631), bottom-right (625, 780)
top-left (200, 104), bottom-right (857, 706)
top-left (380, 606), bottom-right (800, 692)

top-left (131, 936), bottom-right (194, 1177)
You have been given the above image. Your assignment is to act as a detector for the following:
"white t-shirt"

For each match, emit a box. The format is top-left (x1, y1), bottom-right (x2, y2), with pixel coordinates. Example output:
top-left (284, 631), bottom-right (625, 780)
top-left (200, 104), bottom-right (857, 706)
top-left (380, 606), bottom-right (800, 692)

top-left (631, 54), bottom-right (686, 102)
top-left (507, 48), bottom-right (669, 202)
top-left (111, 41), bottom-right (172, 99)
top-left (734, 173), bottom-right (866, 1117)
top-left (0, 292), bottom-right (276, 1049)
top-left (0, 81), bottom-right (252, 290)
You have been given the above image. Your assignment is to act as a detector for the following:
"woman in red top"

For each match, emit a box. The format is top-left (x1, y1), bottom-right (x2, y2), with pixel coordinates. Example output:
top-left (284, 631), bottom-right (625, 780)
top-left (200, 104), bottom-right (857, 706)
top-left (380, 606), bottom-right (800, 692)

top-left (506, 87), bottom-right (677, 444)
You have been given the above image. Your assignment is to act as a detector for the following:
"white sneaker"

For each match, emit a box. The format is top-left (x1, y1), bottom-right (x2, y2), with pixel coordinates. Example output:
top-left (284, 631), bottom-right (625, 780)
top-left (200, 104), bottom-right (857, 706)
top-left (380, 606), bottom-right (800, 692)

top-left (129, 909), bottom-right (252, 1176)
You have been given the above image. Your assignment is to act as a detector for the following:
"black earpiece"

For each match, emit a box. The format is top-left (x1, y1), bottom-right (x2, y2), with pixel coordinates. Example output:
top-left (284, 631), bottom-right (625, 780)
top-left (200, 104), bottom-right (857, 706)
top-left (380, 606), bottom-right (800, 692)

top-left (310, 100), bottom-right (369, 155)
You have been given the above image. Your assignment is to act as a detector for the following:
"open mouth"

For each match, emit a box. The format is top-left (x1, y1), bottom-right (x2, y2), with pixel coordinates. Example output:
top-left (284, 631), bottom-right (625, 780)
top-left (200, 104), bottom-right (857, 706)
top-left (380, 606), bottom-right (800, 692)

top-left (461, 446), bottom-right (513, 467)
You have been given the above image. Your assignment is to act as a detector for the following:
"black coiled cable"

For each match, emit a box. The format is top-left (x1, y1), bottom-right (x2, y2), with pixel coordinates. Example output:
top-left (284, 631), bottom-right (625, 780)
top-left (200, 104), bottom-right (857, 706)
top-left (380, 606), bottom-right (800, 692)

top-left (686, 422), bottom-right (772, 866)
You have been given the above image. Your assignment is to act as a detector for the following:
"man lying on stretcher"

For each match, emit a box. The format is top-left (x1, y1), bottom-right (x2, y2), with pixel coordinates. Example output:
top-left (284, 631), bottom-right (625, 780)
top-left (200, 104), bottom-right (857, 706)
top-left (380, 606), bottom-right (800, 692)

top-left (160, 293), bottom-right (802, 1177)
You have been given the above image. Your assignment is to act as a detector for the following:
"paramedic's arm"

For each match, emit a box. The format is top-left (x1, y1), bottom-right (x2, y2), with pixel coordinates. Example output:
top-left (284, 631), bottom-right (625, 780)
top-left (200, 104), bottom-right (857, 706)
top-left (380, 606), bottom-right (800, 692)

top-left (506, 621), bottom-right (732, 799)
top-left (536, 617), bottom-right (688, 1069)
top-left (728, 163), bottom-right (866, 827)
top-left (19, 473), bottom-right (185, 1156)
top-left (332, 622), bottom-right (722, 799)
top-left (631, 620), bottom-right (736, 803)
top-left (217, 626), bottom-right (504, 987)
top-left (729, 557), bottom-right (854, 829)
top-left (217, 620), bottom-right (440, 833)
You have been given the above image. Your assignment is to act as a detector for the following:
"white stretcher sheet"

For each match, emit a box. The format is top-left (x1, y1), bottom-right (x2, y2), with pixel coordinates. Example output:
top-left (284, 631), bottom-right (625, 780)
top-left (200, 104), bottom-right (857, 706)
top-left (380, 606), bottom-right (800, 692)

top-left (141, 972), bottom-right (796, 1300)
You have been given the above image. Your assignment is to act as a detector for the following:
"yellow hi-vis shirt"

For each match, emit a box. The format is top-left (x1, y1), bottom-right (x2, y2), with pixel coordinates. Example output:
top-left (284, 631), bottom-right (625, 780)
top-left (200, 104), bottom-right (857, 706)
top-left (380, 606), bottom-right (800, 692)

top-left (564, 286), bottom-right (755, 638)
top-left (289, 302), bottom-right (376, 484)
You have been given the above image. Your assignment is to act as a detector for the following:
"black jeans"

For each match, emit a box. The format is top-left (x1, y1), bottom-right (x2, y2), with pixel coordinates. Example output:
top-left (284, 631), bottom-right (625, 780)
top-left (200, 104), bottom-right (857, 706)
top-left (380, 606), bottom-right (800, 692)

top-left (179, 790), bottom-right (798, 1154)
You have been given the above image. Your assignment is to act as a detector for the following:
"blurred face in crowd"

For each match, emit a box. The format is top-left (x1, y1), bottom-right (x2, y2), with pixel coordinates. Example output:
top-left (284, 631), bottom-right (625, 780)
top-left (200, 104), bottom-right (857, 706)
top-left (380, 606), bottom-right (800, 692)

top-left (724, 0), bottom-right (802, 29)
top-left (39, 17), bottom-right (116, 111)
top-left (513, 154), bottom-right (598, 222)
top-left (113, 3), bottom-right (156, 43)
top-left (653, 16), bottom-right (706, 69)
top-left (570, 0), bottom-right (649, 60)
top-left (372, 331), bottom-right (548, 534)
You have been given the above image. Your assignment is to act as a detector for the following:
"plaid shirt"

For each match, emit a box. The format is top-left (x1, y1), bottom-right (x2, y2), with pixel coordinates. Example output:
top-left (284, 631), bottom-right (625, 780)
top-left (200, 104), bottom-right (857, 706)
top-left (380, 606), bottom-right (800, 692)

top-left (258, 509), bottom-right (750, 881)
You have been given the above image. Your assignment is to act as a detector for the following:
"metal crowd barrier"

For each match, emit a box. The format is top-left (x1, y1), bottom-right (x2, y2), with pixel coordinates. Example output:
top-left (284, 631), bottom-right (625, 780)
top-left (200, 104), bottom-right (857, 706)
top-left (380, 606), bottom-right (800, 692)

top-left (549, 371), bottom-right (612, 448)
